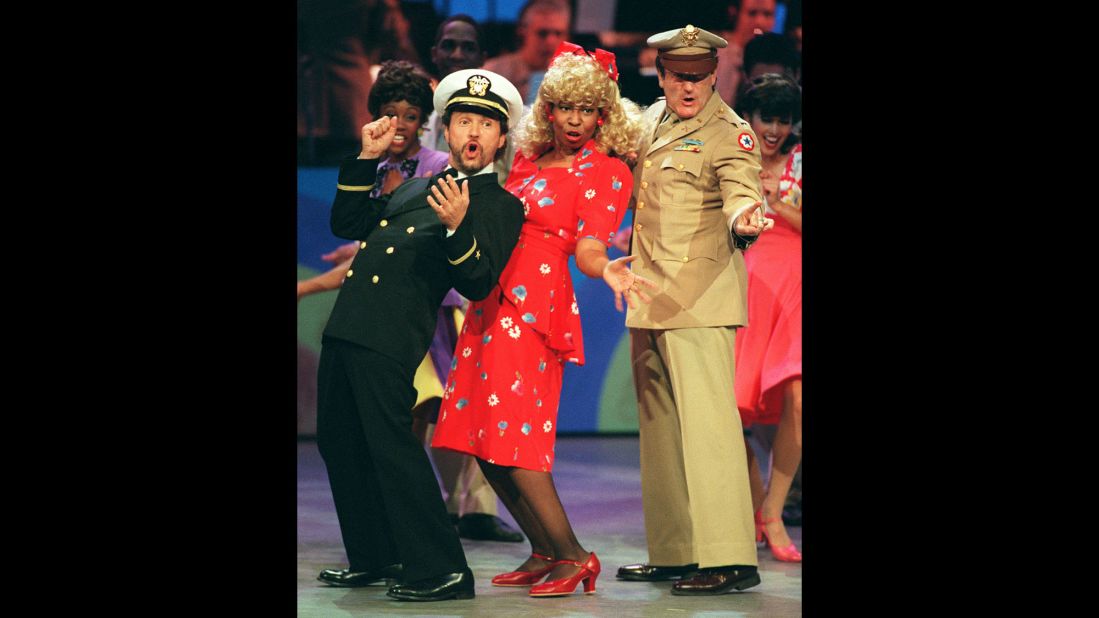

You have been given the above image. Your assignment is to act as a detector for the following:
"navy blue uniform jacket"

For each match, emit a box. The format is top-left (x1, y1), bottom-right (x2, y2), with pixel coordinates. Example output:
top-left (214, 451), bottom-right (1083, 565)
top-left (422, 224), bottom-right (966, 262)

top-left (323, 158), bottom-right (525, 373)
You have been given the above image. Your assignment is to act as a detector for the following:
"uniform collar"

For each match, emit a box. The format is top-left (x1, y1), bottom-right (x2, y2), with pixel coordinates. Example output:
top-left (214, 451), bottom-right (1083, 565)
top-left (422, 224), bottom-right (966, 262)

top-left (447, 162), bottom-right (496, 180)
top-left (648, 92), bottom-right (724, 152)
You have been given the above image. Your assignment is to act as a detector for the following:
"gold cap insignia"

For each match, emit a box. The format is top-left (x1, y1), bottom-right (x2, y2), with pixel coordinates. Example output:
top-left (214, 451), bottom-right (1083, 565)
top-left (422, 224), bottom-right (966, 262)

top-left (681, 24), bottom-right (699, 46)
top-left (467, 74), bottom-right (490, 97)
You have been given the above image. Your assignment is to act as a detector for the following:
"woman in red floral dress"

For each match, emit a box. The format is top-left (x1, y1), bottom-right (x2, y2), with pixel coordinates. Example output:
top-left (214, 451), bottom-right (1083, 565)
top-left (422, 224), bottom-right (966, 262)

top-left (432, 44), bottom-right (654, 597)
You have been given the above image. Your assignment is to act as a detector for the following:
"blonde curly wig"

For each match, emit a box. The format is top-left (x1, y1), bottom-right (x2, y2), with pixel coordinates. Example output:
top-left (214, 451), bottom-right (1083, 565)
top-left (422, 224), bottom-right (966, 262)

top-left (514, 52), bottom-right (643, 160)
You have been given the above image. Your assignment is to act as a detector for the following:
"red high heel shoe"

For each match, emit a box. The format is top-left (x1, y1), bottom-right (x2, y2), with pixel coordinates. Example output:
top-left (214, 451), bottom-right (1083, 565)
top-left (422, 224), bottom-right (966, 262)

top-left (528, 552), bottom-right (601, 597)
top-left (491, 552), bottom-right (555, 587)
top-left (756, 510), bottom-right (802, 563)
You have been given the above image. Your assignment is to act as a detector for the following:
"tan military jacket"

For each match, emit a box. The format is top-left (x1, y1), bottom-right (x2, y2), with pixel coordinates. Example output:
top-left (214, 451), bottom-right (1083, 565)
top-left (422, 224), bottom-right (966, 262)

top-left (625, 92), bottom-right (762, 329)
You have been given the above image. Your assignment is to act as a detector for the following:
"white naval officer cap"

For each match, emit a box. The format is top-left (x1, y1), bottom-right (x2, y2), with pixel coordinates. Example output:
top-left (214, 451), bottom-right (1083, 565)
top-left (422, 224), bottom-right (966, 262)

top-left (433, 69), bottom-right (525, 131)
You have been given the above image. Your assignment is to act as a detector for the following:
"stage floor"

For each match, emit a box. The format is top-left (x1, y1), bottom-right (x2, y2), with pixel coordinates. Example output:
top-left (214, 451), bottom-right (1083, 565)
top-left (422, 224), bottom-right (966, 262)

top-left (298, 436), bottom-right (802, 616)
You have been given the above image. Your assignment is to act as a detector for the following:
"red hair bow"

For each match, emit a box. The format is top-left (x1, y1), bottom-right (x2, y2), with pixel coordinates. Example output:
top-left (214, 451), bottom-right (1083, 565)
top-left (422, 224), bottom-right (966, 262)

top-left (550, 41), bottom-right (618, 82)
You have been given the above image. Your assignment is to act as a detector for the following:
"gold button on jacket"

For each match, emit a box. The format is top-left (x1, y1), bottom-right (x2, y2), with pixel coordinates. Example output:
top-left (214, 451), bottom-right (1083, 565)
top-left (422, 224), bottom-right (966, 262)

top-left (323, 160), bottom-right (526, 373)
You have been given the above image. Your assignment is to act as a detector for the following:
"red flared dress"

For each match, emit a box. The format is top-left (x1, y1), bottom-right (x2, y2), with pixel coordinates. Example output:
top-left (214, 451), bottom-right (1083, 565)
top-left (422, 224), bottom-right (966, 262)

top-left (735, 144), bottom-right (802, 427)
top-left (432, 140), bottom-right (631, 471)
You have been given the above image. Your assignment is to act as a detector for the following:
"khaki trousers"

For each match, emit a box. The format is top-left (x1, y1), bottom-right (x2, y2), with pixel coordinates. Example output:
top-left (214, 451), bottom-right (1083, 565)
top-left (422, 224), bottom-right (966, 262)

top-left (630, 327), bottom-right (758, 567)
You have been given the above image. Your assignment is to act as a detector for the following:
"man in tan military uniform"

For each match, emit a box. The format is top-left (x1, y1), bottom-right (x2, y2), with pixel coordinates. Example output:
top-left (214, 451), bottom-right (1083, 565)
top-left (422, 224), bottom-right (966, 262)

top-left (615, 24), bottom-right (774, 596)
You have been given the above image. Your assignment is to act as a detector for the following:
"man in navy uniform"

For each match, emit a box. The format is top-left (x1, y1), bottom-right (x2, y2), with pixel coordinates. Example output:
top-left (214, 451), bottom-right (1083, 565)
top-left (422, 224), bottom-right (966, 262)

top-left (315, 69), bottom-right (525, 602)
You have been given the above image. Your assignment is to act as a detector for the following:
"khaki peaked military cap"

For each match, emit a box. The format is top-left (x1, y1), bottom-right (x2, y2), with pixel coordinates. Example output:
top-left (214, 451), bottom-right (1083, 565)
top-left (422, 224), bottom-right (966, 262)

top-left (647, 24), bottom-right (728, 75)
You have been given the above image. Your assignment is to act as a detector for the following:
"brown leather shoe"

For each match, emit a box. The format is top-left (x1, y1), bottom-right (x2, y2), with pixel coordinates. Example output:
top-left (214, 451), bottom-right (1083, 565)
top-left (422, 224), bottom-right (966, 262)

top-left (670, 565), bottom-right (760, 595)
top-left (616, 563), bottom-right (699, 581)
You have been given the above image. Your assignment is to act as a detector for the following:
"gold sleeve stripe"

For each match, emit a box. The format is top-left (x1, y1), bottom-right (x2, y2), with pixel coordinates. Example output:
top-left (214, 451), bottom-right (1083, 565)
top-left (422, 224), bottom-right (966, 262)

top-left (448, 237), bottom-right (478, 265)
top-left (337, 183), bottom-right (375, 192)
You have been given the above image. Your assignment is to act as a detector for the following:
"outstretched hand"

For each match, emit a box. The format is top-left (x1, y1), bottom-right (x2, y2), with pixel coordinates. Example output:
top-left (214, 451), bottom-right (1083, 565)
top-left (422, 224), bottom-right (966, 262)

top-left (733, 201), bottom-right (774, 237)
top-left (358, 116), bottom-right (398, 160)
top-left (322, 241), bottom-right (359, 264)
top-left (427, 174), bottom-right (470, 231)
top-left (603, 255), bottom-right (659, 312)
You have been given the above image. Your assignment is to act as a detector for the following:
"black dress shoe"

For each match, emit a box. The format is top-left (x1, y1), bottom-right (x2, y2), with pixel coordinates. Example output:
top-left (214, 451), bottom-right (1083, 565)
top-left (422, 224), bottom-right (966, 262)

top-left (670, 565), bottom-right (760, 595)
top-left (317, 563), bottom-right (403, 587)
top-left (386, 568), bottom-right (475, 601)
top-left (456, 513), bottom-right (524, 542)
top-left (616, 562), bottom-right (700, 581)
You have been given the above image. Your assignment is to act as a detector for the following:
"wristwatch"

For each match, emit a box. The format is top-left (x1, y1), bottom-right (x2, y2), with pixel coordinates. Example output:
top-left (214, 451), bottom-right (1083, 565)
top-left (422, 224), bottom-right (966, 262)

top-left (732, 230), bottom-right (757, 251)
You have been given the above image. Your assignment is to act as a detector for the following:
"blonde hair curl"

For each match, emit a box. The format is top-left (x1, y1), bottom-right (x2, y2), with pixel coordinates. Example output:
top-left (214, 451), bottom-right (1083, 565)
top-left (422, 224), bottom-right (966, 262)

top-left (514, 52), bottom-right (643, 160)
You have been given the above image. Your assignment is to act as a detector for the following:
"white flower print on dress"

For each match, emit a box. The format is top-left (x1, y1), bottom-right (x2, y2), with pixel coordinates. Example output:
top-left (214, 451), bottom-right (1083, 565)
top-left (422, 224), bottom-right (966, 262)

top-left (539, 263), bottom-right (551, 275)
top-left (508, 325), bottom-right (521, 339)
top-left (543, 420), bottom-right (553, 432)
top-left (500, 316), bottom-right (513, 329)
top-left (488, 393), bottom-right (500, 407)
top-left (571, 301), bottom-right (579, 315)
top-left (462, 346), bottom-right (471, 358)
top-left (585, 188), bottom-right (596, 200)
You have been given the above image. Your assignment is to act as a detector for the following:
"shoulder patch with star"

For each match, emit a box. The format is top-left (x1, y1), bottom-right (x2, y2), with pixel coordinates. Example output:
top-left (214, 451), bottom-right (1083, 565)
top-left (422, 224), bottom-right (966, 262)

top-left (737, 132), bottom-right (755, 151)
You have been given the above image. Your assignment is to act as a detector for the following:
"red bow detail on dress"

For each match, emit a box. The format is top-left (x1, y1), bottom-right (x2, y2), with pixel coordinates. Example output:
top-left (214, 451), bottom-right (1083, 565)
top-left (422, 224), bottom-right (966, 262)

top-left (550, 41), bottom-right (618, 82)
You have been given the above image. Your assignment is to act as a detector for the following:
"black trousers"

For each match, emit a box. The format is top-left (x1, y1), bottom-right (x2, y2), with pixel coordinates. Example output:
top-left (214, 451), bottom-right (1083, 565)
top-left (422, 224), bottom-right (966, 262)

top-left (316, 337), bottom-right (467, 582)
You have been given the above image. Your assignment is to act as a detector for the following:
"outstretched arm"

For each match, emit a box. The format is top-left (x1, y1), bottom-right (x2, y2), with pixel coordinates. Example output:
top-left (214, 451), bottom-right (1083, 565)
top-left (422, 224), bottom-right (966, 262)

top-left (297, 258), bottom-right (354, 301)
top-left (576, 238), bottom-right (658, 312)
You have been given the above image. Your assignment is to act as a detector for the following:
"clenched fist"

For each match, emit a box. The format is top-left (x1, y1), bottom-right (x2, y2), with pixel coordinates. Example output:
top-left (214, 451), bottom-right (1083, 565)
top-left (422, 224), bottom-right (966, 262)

top-left (357, 117), bottom-right (397, 160)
